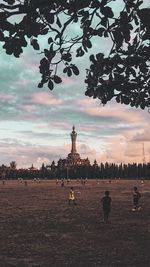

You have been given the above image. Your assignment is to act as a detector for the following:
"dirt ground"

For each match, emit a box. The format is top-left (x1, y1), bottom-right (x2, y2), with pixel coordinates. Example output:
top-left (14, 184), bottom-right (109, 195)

top-left (0, 179), bottom-right (150, 267)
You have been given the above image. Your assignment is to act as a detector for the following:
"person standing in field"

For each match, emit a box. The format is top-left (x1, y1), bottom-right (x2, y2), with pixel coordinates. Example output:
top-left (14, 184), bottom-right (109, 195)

top-left (101, 191), bottom-right (111, 223)
top-left (61, 179), bottom-right (64, 187)
top-left (68, 187), bottom-right (76, 205)
top-left (132, 186), bottom-right (141, 211)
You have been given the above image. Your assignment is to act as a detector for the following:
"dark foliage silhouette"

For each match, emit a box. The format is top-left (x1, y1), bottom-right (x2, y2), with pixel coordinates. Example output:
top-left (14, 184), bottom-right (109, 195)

top-left (0, 0), bottom-right (149, 109)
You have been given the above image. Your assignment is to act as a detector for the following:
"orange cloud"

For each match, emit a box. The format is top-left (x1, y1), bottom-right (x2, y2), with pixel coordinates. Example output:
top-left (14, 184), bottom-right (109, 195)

top-left (31, 92), bottom-right (62, 106)
top-left (76, 98), bottom-right (143, 123)
top-left (131, 127), bottom-right (150, 142)
top-left (96, 134), bottom-right (150, 164)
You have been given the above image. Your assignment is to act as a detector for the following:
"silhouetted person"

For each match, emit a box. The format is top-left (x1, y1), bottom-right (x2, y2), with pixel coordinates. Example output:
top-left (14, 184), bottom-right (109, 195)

top-left (132, 186), bottom-right (141, 211)
top-left (61, 179), bottom-right (64, 187)
top-left (101, 191), bottom-right (111, 223)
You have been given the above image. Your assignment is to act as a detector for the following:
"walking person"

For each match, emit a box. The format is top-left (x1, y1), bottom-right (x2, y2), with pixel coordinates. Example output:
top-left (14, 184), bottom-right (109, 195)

top-left (61, 179), bottom-right (64, 187)
top-left (101, 191), bottom-right (112, 223)
top-left (132, 186), bottom-right (141, 211)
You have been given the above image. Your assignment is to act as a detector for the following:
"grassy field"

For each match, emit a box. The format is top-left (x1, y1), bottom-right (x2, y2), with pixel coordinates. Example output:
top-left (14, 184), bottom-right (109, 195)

top-left (0, 179), bottom-right (150, 267)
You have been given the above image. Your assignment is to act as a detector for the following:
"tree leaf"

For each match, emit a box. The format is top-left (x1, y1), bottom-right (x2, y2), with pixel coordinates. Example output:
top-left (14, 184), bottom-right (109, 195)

top-left (38, 82), bottom-right (43, 88)
top-left (62, 53), bottom-right (72, 62)
top-left (67, 68), bottom-right (72, 77)
top-left (53, 75), bottom-right (62, 84)
top-left (40, 28), bottom-right (49, 35)
top-left (48, 37), bottom-right (53, 44)
top-left (48, 79), bottom-right (54, 90)
top-left (71, 65), bottom-right (79, 75)
top-left (31, 39), bottom-right (40, 50)
top-left (63, 67), bottom-right (67, 73)
top-left (97, 27), bottom-right (105, 37)
top-left (101, 6), bottom-right (114, 18)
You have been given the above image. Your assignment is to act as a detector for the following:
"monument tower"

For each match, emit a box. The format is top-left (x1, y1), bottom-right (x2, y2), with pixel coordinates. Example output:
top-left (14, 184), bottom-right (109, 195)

top-left (48, 125), bottom-right (91, 173)
top-left (57, 125), bottom-right (90, 167)
top-left (71, 125), bottom-right (77, 154)
top-left (67, 125), bottom-right (80, 165)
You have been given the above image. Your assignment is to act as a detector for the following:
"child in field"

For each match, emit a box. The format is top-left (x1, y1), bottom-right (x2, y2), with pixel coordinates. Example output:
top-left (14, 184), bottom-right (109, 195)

top-left (101, 191), bottom-right (111, 223)
top-left (132, 186), bottom-right (141, 211)
top-left (68, 187), bottom-right (76, 205)
top-left (61, 179), bottom-right (64, 187)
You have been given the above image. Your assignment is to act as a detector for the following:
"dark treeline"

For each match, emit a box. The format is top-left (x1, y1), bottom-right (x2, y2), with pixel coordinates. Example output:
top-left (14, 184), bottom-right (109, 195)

top-left (1, 162), bottom-right (150, 180)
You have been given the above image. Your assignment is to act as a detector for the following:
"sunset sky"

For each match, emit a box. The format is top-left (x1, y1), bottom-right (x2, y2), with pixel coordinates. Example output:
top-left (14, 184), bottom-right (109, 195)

top-left (0, 1), bottom-right (150, 168)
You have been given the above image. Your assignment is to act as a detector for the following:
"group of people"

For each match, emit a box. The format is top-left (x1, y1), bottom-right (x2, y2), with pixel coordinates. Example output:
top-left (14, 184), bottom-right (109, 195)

top-left (68, 186), bottom-right (142, 223)
top-left (56, 178), bottom-right (88, 187)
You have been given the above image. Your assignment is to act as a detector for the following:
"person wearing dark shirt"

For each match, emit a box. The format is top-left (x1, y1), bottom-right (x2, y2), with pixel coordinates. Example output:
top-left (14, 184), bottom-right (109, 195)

top-left (101, 191), bottom-right (111, 223)
top-left (132, 186), bottom-right (141, 211)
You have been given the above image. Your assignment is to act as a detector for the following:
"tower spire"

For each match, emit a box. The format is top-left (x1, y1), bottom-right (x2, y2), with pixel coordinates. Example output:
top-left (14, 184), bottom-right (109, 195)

top-left (71, 125), bottom-right (77, 154)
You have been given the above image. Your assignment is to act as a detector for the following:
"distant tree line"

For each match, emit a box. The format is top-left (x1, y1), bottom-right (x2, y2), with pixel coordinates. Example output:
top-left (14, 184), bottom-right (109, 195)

top-left (1, 161), bottom-right (150, 180)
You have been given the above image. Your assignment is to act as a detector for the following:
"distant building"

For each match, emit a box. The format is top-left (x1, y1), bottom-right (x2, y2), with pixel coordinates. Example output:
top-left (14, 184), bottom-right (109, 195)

top-left (58, 126), bottom-right (90, 167)
top-left (28, 164), bottom-right (38, 172)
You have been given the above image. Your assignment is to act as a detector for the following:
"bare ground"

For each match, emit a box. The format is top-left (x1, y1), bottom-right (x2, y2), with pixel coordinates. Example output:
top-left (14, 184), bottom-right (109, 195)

top-left (0, 179), bottom-right (150, 267)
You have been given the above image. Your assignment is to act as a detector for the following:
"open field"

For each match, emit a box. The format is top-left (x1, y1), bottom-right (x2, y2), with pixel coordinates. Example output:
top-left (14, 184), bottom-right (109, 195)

top-left (0, 179), bottom-right (150, 267)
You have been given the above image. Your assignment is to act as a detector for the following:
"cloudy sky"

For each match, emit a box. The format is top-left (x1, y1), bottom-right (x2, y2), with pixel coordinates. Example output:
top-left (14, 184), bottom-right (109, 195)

top-left (0, 1), bottom-right (150, 169)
